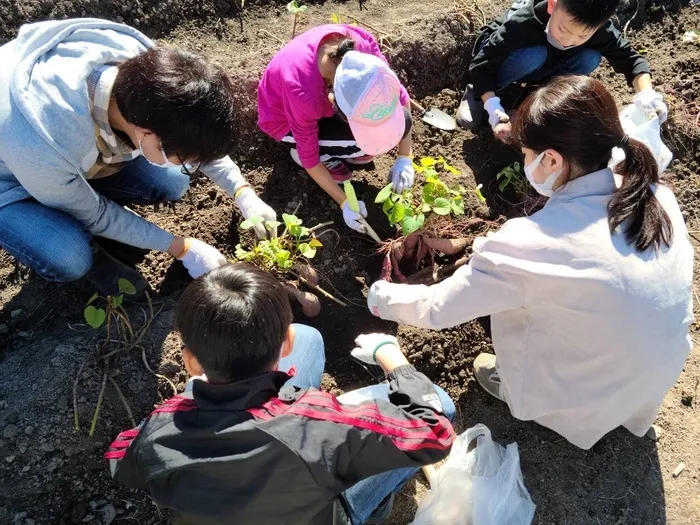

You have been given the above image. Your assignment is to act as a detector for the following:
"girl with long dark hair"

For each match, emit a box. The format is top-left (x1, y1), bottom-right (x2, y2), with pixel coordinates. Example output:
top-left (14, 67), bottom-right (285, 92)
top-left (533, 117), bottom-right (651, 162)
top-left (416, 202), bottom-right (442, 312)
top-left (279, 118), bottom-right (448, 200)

top-left (367, 75), bottom-right (693, 449)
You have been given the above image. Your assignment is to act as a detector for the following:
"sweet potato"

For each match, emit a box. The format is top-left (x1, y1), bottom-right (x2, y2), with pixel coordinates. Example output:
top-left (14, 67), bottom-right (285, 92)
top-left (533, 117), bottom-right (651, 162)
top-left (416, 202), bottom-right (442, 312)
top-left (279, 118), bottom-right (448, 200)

top-left (422, 237), bottom-right (469, 255)
top-left (293, 262), bottom-right (320, 287)
top-left (285, 285), bottom-right (322, 318)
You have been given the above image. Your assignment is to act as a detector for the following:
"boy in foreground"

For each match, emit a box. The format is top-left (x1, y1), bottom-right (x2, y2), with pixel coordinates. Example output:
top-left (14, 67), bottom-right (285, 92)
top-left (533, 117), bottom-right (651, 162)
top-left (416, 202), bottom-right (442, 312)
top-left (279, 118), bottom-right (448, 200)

top-left (458, 0), bottom-right (668, 142)
top-left (106, 263), bottom-right (455, 525)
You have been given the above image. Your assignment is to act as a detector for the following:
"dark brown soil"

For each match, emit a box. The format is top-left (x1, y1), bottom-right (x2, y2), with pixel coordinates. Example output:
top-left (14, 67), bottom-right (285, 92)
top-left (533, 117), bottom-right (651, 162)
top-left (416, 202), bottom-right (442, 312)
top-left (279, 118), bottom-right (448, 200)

top-left (1, 1), bottom-right (700, 525)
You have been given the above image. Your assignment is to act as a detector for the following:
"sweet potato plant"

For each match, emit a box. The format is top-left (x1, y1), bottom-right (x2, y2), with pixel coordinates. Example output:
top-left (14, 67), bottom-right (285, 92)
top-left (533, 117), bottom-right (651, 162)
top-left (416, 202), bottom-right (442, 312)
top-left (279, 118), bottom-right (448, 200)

top-left (235, 213), bottom-right (344, 317)
top-left (375, 156), bottom-right (486, 283)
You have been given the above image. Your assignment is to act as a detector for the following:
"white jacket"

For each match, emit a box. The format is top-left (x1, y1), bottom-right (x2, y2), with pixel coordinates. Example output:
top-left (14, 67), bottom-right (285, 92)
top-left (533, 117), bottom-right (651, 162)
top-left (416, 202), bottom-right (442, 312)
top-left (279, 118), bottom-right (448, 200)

top-left (369, 168), bottom-right (694, 449)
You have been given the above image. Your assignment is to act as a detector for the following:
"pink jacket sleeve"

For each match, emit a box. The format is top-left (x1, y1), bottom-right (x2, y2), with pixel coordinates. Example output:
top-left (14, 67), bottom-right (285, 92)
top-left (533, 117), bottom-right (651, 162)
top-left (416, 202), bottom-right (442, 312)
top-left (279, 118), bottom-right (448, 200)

top-left (283, 84), bottom-right (322, 169)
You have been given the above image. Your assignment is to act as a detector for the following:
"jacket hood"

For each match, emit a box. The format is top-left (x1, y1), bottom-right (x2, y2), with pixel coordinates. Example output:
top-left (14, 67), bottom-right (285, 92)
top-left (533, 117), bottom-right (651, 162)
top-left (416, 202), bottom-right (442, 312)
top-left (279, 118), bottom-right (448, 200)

top-left (9, 18), bottom-right (154, 172)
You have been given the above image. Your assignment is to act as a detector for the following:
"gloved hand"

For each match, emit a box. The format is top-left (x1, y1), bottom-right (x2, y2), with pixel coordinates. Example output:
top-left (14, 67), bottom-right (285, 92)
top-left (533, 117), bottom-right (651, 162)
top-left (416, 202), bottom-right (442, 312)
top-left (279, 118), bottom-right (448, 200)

top-left (351, 333), bottom-right (401, 365)
top-left (235, 187), bottom-right (277, 238)
top-left (389, 156), bottom-right (415, 193)
top-left (484, 96), bottom-right (510, 129)
top-left (484, 96), bottom-right (512, 143)
top-left (177, 239), bottom-right (227, 279)
top-left (341, 199), bottom-right (368, 233)
top-left (633, 88), bottom-right (668, 124)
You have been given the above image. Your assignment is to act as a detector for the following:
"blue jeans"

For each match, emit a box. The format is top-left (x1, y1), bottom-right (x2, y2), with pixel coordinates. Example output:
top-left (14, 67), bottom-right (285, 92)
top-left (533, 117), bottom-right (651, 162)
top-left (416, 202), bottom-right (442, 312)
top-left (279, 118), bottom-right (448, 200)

top-left (0, 157), bottom-right (189, 282)
top-left (279, 326), bottom-right (456, 525)
top-left (495, 46), bottom-right (602, 90)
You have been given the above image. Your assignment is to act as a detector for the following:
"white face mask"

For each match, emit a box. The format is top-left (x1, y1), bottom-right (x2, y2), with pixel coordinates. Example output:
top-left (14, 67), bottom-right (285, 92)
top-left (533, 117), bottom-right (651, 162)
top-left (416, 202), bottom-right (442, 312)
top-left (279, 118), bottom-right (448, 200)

top-left (524, 151), bottom-right (562, 197)
top-left (138, 137), bottom-right (180, 169)
top-left (545, 22), bottom-right (577, 51)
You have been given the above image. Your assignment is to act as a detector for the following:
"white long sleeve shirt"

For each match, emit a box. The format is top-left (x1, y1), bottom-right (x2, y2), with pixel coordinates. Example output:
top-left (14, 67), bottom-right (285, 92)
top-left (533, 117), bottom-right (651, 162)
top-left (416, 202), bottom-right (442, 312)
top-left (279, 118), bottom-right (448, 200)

top-left (369, 168), bottom-right (694, 449)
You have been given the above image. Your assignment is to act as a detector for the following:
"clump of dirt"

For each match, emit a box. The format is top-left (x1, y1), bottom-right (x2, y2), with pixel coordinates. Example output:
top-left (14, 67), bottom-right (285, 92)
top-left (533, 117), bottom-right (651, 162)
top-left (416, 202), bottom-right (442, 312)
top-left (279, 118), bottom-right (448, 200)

top-left (1, 1), bottom-right (700, 525)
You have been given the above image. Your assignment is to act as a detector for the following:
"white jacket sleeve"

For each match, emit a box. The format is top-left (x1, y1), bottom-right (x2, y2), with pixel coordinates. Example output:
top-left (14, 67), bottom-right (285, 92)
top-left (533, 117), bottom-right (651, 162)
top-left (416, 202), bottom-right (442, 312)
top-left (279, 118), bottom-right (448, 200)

top-left (368, 238), bottom-right (525, 330)
top-left (199, 155), bottom-right (247, 197)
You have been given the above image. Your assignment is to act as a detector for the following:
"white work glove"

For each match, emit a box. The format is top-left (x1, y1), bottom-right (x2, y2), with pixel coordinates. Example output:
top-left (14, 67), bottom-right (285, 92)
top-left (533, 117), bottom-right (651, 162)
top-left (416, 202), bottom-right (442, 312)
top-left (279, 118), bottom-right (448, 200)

top-left (484, 96), bottom-right (510, 129)
top-left (177, 239), bottom-right (227, 279)
top-left (351, 333), bottom-right (400, 365)
top-left (341, 199), bottom-right (368, 233)
top-left (389, 156), bottom-right (415, 193)
top-left (235, 187), bottom-right (277, 238)
top-left (633, 88), bottom-right (668, 124)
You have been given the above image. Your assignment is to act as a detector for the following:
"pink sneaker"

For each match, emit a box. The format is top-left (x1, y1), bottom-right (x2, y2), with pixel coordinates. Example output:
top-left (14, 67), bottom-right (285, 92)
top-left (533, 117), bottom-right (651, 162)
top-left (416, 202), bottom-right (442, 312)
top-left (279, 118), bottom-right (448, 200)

top-left (345, 154), bottom-right (375, 165)
top-left (324, 160), bottom-right (353, 182)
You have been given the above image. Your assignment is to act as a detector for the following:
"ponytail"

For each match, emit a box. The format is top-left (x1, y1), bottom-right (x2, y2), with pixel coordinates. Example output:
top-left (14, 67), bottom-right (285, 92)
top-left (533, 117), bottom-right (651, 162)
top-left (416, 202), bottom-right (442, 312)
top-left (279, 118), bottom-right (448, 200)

top-left (608, 136), bottom-right (673, 252)
top-left (327, 38), bottom-right (356, 61)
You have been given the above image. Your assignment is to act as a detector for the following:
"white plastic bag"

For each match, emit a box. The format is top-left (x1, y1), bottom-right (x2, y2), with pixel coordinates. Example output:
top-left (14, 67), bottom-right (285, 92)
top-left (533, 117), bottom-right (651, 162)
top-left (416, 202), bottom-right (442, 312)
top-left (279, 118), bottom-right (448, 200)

top-left (609, 104), bottom-right (672, 174)
top-left (410, 424), bottom-right (535, 525)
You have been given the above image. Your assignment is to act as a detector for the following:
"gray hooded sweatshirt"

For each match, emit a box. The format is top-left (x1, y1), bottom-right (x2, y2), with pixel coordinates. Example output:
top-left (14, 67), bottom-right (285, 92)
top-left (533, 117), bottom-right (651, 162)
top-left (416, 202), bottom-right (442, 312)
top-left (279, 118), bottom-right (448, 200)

top-left (0, 19), bottom-right (247, 252)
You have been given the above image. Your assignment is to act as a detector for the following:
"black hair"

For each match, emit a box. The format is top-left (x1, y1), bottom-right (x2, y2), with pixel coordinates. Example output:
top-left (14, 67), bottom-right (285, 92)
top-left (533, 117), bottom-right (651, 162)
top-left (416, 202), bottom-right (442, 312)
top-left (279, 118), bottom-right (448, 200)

top-left (512, 75), bottom-right (672, 252)
top-left (559, 0), bottom-right (621, 29)
top-left (327, 37), bottom-right (356, 61)
top-left (175, 263), bottom-right (293, 384)
top-left (113, 47), bottom-right (237, 164)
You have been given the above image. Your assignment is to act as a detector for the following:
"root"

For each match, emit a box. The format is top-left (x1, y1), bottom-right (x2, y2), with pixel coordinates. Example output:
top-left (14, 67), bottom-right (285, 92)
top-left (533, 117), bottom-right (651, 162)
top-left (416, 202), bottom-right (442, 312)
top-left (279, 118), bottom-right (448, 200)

top-left (109, 376), bottom-right (137, 429)
top-left (288, 270), bottom-right (348, 307)
top-left (141, 346), bottom-right (178, 397)
top-left (89, 371), bottom-right (108, 438)
top-left (73, 354), bottom-right (90, 432)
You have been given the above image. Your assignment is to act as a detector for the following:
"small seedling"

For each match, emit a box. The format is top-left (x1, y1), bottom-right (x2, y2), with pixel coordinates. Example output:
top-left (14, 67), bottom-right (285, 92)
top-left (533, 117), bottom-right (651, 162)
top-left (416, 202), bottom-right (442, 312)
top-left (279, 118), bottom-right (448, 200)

top-left (287, 0), bottom-right (308, 39)
top-left (76, 278), bottom-right (164, 439)
top-left (496, 161), bottom-right (529, 195)
top-left (235, 214), bottom-right (323, 271)
top-left (235, 214), bottom-right (347, 310)
top-left (375, 156), bottom-right (484, 235)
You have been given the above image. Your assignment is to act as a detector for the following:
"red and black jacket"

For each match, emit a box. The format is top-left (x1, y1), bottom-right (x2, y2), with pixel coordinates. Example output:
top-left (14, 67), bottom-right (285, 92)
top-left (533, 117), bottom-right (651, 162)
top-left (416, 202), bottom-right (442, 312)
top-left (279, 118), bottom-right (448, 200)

top-left (106, 364), bottom-right (454, 525)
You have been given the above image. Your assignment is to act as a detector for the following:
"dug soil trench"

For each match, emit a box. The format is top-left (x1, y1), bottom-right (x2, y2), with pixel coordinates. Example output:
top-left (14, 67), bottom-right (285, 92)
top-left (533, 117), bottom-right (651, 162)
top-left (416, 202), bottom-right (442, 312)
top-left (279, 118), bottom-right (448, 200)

top-left (1, 1), bottom-right (700, 524)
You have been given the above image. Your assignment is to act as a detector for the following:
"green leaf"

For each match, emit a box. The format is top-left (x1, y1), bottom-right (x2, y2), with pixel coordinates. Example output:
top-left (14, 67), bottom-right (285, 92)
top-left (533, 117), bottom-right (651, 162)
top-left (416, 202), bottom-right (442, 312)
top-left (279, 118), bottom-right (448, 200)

top-left (289, 224), bottom-right (302, 237)
top-left (86, 292), bottom-right (99, 306)
top-left (241, 216), bottom-right (264, 230)
top-left (402, 213), bottom-right (425, 235)
top-left (382, 198), bottom-right (394, 215)
top-left (421, 203), bottom-right (432, 213)
top-left (110, 294), bottom-right (124, 309)
top-left (375, 183), bottom-right (394, 203)
top-left (390, 202), bottom-right (406, 224)
top-left (498, 177), bottom-right (510, 192)
top-left (84, 306), bottom-right (106, 329)
top-left (309, 238), bottom-right (323, 248)
top-left (432, 197), bottom-right (451, 215)
top-left (298, 243), bottom-right (316, 258)
top-left (118, 278), bottom-right (136, 296)
top-left (412, 163), bottom-right (424, 174)
top-left (422, 183), bottom-right (436, 205)
top-left (279, 259), bottom-right (294, 269)
top-left (274, 249), bottom-right (291, 266)
top-left (265, 220), bottom-right (282, 232)
top-left (234, 244), bottom-right (254, 261)
top-left (282, 213), bottom-right (303, 228)
top-left (420, 157), bottom-right (437, 167)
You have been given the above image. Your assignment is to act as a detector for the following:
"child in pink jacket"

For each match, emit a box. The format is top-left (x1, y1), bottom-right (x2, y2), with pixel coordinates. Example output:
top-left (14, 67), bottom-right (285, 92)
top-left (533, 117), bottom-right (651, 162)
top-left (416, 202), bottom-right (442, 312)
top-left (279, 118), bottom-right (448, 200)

top-left (258, 24), bottom-right (414, 233)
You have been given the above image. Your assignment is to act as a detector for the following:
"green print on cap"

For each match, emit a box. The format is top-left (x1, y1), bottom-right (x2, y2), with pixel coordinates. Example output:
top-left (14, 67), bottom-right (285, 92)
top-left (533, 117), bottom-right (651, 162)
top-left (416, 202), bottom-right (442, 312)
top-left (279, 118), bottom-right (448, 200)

top-left (361, 94), bottom-right (399, 122)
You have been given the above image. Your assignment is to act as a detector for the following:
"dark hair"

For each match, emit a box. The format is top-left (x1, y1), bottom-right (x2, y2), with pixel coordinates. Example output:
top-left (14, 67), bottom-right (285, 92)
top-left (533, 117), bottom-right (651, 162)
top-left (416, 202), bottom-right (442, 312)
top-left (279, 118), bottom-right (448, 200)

top-left (175, 263), bottom-right (293, 384)
top-left (113, 47), bottom-right (237, 164)
top-left (327, 37), bottom-right (356, 61)
top-left (559, 0), bottom-right (620, 29)
top-left (512, 75), bottom-right (672, 252)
